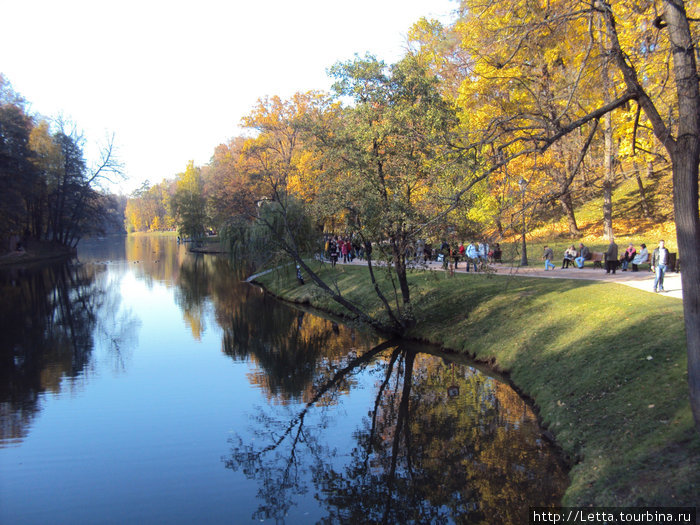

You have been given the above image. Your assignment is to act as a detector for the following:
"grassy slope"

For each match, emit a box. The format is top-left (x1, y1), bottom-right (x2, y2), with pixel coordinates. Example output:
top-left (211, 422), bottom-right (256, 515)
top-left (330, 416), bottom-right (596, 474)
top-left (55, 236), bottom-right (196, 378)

top-left (497, 170), bottom-right (678, 264)
top-left (256, 262), bottom-right (699, 506)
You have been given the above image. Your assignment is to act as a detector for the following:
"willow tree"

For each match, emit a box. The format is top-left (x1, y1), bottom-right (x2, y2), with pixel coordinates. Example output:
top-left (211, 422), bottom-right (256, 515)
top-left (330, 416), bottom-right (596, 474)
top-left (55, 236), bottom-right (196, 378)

top-left (238, 92), bottom-right (401, 334)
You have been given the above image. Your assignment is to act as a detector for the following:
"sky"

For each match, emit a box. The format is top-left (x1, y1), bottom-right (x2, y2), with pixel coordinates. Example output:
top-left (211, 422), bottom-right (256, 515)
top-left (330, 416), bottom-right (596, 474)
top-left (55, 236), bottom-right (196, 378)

top-left (1, 0), bottom-right (456, 194)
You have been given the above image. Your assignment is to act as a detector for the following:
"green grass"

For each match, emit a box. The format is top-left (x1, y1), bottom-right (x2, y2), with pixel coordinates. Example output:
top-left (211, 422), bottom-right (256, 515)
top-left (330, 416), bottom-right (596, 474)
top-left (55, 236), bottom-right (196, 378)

top-left (256, 261), bottom-right (699, 507)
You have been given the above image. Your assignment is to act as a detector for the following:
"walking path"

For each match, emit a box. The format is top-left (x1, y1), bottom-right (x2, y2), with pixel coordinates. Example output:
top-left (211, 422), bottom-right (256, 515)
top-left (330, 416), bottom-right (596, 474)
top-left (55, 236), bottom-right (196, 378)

top-left (334, 257), bottom-right (683, 299)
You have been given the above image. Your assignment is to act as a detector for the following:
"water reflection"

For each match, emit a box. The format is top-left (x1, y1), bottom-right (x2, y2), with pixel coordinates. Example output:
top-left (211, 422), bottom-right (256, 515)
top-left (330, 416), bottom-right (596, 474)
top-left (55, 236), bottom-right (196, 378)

top-left (0, 261), bottom-right (124, 446)
top-left (224, 341), bottom-right (567, 524)
top-left (175, 250), bottom-right (378, 402)
top-left (1, 236), bottom-right (567, 523)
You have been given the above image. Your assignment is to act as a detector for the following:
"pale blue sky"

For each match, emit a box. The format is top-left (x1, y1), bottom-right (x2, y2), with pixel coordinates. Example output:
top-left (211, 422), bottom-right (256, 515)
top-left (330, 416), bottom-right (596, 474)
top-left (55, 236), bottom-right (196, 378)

top-left (1, 0), bottom-right (455, 194)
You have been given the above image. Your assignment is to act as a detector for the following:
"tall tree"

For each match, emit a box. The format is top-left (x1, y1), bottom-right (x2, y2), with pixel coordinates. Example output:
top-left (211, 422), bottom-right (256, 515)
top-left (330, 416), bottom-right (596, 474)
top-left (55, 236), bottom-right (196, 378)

top-left (315, 55), bottom-right (473, 329)
top-left (452, 0), bottom-right (700, 431)
top-left (0, 101), bottom-right (37, 244)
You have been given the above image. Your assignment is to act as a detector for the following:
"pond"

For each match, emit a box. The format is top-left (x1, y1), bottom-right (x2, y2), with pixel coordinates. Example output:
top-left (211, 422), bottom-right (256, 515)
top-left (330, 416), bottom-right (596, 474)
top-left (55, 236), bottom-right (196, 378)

top-left (0, 235), bottom-right (568, 524)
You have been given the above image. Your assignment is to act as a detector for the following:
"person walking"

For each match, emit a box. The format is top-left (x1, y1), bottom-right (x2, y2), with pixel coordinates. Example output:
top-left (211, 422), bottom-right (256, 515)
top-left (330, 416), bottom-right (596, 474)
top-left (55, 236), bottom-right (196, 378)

top-left (477, 241), bottom-right (489, 263)
top-left (440, 240), bottom-right (450, 270)
top-left (651, 240), bottom-right (670, 293)
top-left (543, 246), bottom-right (556, 270)
top-left (341, 238), bottom-right (349, 263)
top-left (329, 238), bottom-right (339, 267)
top-left (605, 239), bottom-right (619, 274)
top-left (452, 243), bottom-right (460, 269)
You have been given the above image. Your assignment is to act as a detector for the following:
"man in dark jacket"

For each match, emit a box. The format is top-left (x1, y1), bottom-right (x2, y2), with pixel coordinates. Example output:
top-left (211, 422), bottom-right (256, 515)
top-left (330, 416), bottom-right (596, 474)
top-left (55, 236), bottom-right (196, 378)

top-left (575, 243), bottom-right (590, 268)
top-left (605, 239), bottom-right (619, 274)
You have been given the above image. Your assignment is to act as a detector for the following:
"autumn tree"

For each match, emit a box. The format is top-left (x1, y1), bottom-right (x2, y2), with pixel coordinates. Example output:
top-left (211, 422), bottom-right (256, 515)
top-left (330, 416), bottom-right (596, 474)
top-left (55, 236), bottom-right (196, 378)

top-left (171, 161), bottom-right (208, 240)
top-left (450, 0), bottom-right (700, 431)
top-left (0, 85), bottom-right (37, 246)
top-left (312, 54), bottom-right (473, 329)
top-left (124, 179), bottom-right (176, 233)
top-left (205, 138), bottom-right (257, 227)
top-left (236, 92), bottom-right (398, 331)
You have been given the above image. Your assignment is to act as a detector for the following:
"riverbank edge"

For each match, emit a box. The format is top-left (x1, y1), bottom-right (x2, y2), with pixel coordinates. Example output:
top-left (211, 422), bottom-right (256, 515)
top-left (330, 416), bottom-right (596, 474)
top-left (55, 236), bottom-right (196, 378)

top-left (250, 277), bottom-right (570, 455)
top-left (0, 243), bottom-right (76, 268)
top-left (250, 262), bottom-right (699, 508)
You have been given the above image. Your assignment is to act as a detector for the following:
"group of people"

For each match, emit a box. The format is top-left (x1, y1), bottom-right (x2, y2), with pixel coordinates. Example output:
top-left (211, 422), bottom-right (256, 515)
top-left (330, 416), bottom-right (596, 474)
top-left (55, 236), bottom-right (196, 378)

top-left (543, 239), bottom-right (672, 292)
top-left (324, 234), bottom-right (672, 293)
top-left (617, 243), bottom-right (650, 272)
top-left (439, 241), bottom-right (501, 272)
top-left (543, 243), bottom-right (594, 270)
top-left (601, 239), bottom-right (672, 292)
top-left (324, 236), bottom-right (366, 267)
top-left (543, 241), bottom-right (652, 273)
top-left (322, 235), bottom-right (502, 271)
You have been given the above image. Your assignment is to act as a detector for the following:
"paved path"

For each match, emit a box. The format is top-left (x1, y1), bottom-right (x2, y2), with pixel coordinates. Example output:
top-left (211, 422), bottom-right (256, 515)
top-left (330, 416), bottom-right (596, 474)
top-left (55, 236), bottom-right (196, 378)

top-left (333, 257), bottom-right (683, 300)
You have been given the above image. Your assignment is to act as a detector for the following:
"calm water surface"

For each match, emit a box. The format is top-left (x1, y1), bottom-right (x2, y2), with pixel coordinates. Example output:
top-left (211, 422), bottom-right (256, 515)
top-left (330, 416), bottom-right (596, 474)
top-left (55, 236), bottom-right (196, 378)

top-left (0, 236), bottom-right (567, 524)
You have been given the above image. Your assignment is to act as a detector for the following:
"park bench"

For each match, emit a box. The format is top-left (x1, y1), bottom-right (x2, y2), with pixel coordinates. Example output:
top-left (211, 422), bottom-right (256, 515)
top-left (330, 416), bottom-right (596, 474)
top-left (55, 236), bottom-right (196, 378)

top-left (591, 252), bottom-right (605, 269)
top-left (593, 252), bottom-right (622, 270)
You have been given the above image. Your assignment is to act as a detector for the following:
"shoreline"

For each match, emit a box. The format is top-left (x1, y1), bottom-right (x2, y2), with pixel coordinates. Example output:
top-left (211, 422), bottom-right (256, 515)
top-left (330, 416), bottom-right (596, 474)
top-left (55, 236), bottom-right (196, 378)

top-left (250, 276), bottom-right (572, 461)
top-left (0, 245), bottom-right (76, 269)
top-left (251, 261), bottom-right (699, 508)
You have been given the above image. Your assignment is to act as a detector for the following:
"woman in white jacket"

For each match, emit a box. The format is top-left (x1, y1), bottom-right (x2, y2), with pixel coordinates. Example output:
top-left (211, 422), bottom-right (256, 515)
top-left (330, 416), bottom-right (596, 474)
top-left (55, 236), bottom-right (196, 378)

top-left (631, 244), bottom-right (649, 272)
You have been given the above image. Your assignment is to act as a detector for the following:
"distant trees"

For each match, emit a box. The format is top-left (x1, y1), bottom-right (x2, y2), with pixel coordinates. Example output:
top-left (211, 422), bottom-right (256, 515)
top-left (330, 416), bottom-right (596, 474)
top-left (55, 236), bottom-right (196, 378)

top-left (0, 75), bottom-right (123, 252)
top-left (171, 161), bottom-right (208, 240)
top-left (124, 180), bottom-right (175, 233)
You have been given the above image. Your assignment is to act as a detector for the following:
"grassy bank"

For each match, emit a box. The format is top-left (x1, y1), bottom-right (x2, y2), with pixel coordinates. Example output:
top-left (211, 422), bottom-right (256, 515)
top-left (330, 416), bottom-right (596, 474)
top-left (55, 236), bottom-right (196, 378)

top-left (255, 261), bottom-right (699, 507)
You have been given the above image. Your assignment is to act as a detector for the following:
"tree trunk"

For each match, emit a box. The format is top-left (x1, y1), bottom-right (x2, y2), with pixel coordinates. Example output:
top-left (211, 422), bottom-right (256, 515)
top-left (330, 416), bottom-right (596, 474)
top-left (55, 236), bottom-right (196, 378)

top-left (392, 239), bottom-right (413, 326)
top-left (672, 144), bottom-right (700, 433)
top-left (602, 111), bottom-right (614, 240)
top-left (599, 19), bottom-right (615, 241)
top-left (662, 0), bottom-right (700, 433)
top-left (600, 0), bottom-right (700, 431)
top-left (494, 216), bottom-right (504, 238)
top-left (560, 192), bottom-right (580, 236)
top-left (635, 162), bottom-right (653, 220)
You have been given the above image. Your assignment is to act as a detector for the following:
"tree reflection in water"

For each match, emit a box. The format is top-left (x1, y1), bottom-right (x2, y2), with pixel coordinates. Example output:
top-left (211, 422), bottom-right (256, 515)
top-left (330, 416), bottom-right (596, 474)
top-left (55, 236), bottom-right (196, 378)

top-left (128, 250), bottom-right (567, 521)
top-left (174, 254), bottom-right (378, 403)
top-left (0, 261), bottom-right (139, 445)
top-left (223, 340), bottom-right (568, 524)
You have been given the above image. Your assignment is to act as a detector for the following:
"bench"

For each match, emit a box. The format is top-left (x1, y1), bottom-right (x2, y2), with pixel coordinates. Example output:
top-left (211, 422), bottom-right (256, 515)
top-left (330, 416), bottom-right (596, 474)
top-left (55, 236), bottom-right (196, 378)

top-left (591, 252), bottom-right (604, 269)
